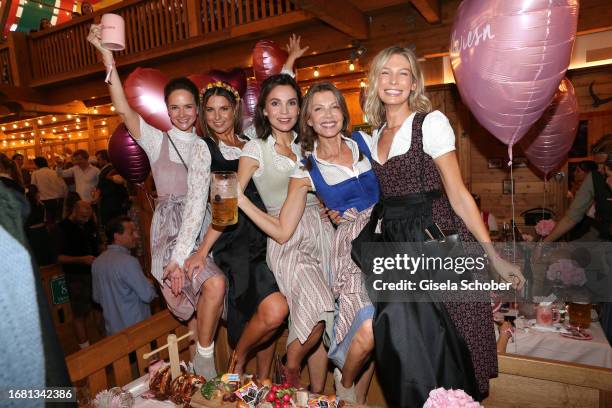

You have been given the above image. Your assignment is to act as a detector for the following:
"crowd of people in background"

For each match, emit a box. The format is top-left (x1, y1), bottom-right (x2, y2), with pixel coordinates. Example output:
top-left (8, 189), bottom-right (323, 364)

top-left (0, 147), bottom-right (156, 350)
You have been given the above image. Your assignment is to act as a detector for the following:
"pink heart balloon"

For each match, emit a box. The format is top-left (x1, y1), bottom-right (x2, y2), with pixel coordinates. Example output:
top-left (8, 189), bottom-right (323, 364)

top-left (450, 0), bottom-right (578, 159)
top-left (252, 40), bottom-right (288, 84)
top-left (108, 123), bottom-right (151, 184)
top-left (241, 79), bottom-right (261, 131)
top-left (124, 68), bottom-right (172, 131)
top-left (520, 78), bottom-right (579, 177)
top-left (208, 68), bottom-right (247, 97)
top-left (188, 73), bottom-right (212, 93)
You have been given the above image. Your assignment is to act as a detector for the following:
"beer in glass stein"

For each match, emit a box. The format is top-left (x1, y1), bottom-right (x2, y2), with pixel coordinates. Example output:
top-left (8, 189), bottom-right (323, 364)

top-left (211, 171), bottom-right (238, 226)
top-left (568, 302), bottom-right (591, 329)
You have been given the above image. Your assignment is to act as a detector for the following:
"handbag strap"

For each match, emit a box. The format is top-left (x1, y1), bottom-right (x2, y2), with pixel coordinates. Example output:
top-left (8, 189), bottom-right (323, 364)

top-left (165, 132), bottom-right (188, 171)
top-left (414, 112), bottom-right (459, 235)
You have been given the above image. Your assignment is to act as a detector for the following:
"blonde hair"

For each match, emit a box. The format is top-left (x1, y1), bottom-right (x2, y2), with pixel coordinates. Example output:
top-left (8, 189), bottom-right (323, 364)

top-left (364, 45), bottom-right (432, 129)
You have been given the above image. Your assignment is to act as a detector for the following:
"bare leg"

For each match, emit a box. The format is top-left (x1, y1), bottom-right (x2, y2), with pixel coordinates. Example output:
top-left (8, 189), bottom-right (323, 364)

top-left (306, 340), bottom-right (328, 394)
top-left (255, 339), bottom-right (277, 379)
top-left (341, 319), bottom-right (373, 387)
top-left (285, 322), bottom-right (325, 388)
top-left (196, 275), bottom-right (225, 346)
top-left (188, 318), bottom-right (198, 359)
top-left (232, 292), bottom-right (288, 374)
top-left (355, 360), bottom-right (375, 404)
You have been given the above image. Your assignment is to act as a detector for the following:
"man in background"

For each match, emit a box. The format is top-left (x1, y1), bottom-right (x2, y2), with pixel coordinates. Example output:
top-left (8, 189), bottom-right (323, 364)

top-left (31, 156), bottom-right (67, 225)
top-left (92, 216), bottom-right (157, 335)
top-left (95, 150), bottom-right (129, 225)
top-left (57, 200), bottom-right (100, 349)
top-left (57, 149), bottom-right (99, 203)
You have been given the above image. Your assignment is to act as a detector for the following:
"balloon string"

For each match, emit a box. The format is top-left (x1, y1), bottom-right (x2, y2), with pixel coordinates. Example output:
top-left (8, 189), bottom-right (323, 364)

top-left (543, 177), bottom-right (548, 219)
top-left (507, 145), bottom-right (514, 167)
top-left (510, 163), bottom-right (516, 264)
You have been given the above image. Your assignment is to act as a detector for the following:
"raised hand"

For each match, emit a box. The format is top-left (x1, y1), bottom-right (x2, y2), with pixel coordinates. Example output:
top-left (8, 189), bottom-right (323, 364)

top-left (284, 34), bottom-right (309, 63)
top-left (87, 24), bottom-right (113, 61)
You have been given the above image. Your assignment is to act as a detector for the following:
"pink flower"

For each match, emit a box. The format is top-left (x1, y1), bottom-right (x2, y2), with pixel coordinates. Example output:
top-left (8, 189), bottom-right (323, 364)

top-left (521, 233), bottom-right (534, 242)
top-left (423, 388), bottom-right (483, 408)
top-left (546, 259), bottom-right (586, 286)
top-left (535, 219), bottom-right (556, 237)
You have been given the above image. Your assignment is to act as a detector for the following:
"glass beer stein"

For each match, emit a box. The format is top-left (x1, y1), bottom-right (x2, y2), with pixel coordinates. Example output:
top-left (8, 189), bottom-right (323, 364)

top-left (567, 302), bottom-right (591, 329)
top-left (210, 171), bottom-right (238, 226)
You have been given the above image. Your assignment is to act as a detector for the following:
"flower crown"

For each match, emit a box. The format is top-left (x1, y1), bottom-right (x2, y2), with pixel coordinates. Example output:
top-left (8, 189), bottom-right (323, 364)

top-left (200, 81), bottom-right (241, 102)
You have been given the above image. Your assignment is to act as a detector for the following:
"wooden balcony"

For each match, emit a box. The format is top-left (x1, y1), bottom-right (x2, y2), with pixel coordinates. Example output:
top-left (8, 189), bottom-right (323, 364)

top-left (2, 0), bottom-right (311, 89)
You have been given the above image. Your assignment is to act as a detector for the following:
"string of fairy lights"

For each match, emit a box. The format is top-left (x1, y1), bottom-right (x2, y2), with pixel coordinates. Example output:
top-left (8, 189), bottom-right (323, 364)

top-left (0, 105), bottom-right (116, 153)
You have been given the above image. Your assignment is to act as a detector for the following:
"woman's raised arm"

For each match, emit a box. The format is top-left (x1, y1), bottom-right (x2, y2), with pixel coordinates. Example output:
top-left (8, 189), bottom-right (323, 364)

top-left (87, 24), bottom-right (141, 138)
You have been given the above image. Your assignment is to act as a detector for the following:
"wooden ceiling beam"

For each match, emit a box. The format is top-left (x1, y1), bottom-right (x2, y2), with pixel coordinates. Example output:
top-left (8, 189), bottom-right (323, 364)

top-left (290, 0), bottom-right (369, 39)
top-left (410, 0), bottom-right (441, 24)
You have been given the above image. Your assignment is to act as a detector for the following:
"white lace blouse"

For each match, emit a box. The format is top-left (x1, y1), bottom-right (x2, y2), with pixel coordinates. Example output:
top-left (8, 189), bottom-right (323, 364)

top-left (138, 117), bottom-right (212, 267)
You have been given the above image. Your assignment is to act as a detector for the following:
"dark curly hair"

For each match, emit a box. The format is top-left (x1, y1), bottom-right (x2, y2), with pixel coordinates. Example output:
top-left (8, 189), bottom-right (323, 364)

top-left (254, 74), bottom-right (302, 140)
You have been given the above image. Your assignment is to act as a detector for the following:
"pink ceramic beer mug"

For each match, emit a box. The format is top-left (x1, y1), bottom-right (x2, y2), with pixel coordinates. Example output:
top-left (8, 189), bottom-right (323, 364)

top-left (535, 303), bottom-right (560, 326)
top-left (101, 13), bottom-right (125, 51)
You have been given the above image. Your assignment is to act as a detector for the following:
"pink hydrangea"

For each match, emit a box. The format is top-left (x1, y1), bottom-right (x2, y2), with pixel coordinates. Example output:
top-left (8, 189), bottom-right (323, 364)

top-left (423, 388), bottom-right (483, 408)
top-left (546, 259), bottom-right (587, 286)
top-left (535, 219), bottom-right (556, 237)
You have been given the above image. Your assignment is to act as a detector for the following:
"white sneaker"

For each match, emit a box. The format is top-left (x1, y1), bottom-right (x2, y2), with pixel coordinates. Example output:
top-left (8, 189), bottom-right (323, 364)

top-left (333, 368), bottom-right (357, 403)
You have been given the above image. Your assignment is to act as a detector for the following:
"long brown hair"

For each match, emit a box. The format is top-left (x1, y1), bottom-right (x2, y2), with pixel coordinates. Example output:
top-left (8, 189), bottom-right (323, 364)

top-left (254, 74), bottom-right (302, 140)
top-left (199, 86), bottom-right (243, 144)
top-left (299, 82), bottom-right (351, 158)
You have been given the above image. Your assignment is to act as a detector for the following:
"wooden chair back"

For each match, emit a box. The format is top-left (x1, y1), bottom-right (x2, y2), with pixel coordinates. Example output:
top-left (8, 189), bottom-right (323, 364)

top-left (66, 310), bottom-right (190, 397)
top-left (39, 264), bottom-right (73, 328)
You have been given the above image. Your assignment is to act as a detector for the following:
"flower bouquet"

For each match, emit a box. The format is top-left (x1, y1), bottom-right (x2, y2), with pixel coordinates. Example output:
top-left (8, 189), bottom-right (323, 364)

top-left (423, 388), bottom-right (483, 408)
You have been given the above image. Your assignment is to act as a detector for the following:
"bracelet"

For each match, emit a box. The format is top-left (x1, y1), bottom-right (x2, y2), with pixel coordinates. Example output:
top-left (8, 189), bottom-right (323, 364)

top-left (103, 58), bottom-right (115, 84)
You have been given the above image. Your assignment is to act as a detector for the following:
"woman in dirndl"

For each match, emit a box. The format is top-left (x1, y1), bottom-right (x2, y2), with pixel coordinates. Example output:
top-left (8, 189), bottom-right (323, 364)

top-left (237, 72), bottom-right (335, 391)
top-left (184, 81), bottom-right (287, 380)
top-left (356, 45), bottom-right (525, 406)
top-left (88, 25), bottom-right (226, 380)
top-left (236, 82), bottom-right (379, 404)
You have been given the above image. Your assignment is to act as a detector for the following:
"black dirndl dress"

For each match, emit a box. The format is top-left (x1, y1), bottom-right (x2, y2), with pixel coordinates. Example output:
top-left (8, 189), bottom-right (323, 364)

top-left (353, 113), bottom-right (496, 406)
top-left (204, 136), bottom-right (280, 348)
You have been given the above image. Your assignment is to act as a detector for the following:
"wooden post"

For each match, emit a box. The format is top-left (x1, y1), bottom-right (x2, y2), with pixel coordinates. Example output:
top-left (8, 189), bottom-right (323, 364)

top-left (32, 122), bottom-right (42, 157)
top-left (87, 116), bottom-right (96, 155)
top-left (185, 0), bottom-right (202, 37)
top-left (167, 333), bottom-right (180, 380)
top-left (6, 32), bottom-right (31, 86)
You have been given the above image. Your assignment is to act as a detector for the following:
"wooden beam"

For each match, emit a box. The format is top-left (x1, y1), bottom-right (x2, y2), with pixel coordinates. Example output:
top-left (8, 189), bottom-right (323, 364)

top-left (410, 0), bottom-right (440, 24)
top-left (290, 0), bottom-right (368, 39)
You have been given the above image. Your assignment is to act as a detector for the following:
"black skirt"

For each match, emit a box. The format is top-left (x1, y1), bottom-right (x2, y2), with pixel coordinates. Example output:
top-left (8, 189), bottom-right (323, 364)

top-left (354, 193), bottom-right (480, 407)
top-left (204, 136), bottom-right (280, 348)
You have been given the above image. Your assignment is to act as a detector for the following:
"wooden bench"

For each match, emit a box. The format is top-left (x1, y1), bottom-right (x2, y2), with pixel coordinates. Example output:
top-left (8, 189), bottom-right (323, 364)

top-left (485, 353), bottom-right (612, 407)
top-left (66, 310), bottom-right (612, 407)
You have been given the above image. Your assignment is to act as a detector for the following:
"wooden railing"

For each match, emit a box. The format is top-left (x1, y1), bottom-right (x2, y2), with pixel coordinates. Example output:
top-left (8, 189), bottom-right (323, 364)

top-left (23, 0), bottom-right (298, 86)
top-left (0, 43), bottom-right (13, 85)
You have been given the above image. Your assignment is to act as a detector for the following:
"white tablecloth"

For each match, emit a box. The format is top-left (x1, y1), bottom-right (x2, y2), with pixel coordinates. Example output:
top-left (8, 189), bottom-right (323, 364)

top-left (505, 321), bottom-right (612, 368)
